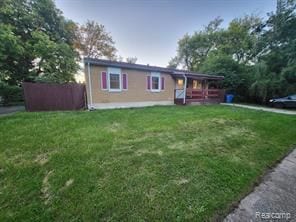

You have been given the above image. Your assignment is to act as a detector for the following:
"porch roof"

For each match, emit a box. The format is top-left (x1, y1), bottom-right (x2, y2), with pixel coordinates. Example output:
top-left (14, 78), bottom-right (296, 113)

top-left (171, 72), bottom-right (224, 80)
top-left (84, 58), bottom-right (224, 80)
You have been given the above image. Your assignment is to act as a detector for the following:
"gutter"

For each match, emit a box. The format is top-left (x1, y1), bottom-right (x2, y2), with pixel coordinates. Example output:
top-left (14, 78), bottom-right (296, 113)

top-left (87, 62), bottom-right (93, 109)
top-left (183, 74), bottom-right (187, 105)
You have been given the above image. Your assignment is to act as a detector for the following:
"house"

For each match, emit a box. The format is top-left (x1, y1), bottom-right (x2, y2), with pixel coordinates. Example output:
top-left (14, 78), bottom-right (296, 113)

top-left (84, 58), bottom-right (224, 109)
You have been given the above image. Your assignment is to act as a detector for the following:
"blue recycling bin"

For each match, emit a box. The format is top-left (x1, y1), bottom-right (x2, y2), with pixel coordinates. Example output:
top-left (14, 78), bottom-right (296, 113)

top-left (226, 94), bottom-right (234, 103)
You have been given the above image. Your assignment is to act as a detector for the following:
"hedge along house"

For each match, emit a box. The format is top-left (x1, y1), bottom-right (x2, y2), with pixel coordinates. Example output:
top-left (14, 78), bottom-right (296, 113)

top-left (84, 58), bottom-right (224, 109)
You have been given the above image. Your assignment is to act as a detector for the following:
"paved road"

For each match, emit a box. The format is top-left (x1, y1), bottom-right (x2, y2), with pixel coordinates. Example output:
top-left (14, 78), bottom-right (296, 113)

top-left (0, 106), bottom-right (25, 116)
top-left (222, 103), bottom-right (296, 115)
top-left (224, 149), bottom-right (296, 221)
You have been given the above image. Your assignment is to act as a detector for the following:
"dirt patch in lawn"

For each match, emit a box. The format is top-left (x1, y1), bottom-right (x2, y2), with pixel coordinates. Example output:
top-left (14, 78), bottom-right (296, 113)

top-left (107, 122), bottom-right (122, 133)
top-left (41, 170), bottom-right (54, 205)
top-left (135, 149), bottom-right (163, 156)
top-left (174, 178), bottom-right (190, 185)
top-left (34, 150), bottom-right (57, 166)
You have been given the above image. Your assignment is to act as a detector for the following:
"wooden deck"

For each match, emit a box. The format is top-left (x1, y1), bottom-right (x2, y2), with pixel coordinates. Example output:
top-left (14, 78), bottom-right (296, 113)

top-left (174, 89), bottom-right (225, 105)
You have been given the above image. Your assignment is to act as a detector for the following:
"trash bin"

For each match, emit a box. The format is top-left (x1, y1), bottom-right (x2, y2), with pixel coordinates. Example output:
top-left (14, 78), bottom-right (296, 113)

top-left (226, 94), bottom-right (234, 103)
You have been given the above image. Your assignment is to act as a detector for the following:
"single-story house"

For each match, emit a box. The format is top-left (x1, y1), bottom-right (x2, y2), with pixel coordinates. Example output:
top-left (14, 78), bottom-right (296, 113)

top-left (84, 58), bottom-right (224, 109)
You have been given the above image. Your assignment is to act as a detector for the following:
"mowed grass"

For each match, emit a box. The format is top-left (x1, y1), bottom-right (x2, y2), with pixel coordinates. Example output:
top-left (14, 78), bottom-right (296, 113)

top-left (0, 105), bottom-right (295, 221)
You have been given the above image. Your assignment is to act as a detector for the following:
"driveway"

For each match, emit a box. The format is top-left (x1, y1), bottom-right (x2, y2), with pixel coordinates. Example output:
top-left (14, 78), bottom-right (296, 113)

top-left (224, 148), bottom-right (296, 221)
top-left (0, 106), bottom-right (25, 116)
top-left (222, 103), bottom-right (296, 115)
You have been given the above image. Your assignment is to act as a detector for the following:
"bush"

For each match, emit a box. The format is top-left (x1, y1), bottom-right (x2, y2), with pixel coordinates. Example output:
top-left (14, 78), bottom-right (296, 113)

top-left (0, 83), bottom-right (23, 105)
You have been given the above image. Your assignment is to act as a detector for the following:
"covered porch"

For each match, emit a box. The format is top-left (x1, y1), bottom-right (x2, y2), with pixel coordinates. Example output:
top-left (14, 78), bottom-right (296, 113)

top-left (173, 73), bottom-right (224, 105)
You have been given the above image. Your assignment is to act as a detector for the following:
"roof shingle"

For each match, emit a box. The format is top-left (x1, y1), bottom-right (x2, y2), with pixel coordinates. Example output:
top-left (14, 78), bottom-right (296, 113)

top-left (84, 57), bottom-right (224, 79)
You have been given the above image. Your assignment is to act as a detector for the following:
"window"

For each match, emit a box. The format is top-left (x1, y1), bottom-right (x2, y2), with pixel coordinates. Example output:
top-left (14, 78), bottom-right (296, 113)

top-left (109, 73), bottom-right (120, 89)
top-left (152, 76), bottom-right (159, 90)
top-left (150, 72), bottom-right (160, 92)
top-left (108, 67), bottom-right (121, 92)
top-left (176, 78), bottom-right (184, 89)
top-left (193, 80), bottom-right (201, 89)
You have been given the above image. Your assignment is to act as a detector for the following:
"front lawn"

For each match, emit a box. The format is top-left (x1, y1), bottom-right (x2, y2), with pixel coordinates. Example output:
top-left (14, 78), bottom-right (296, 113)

top-left (0, 105), bottom-right (295, 221)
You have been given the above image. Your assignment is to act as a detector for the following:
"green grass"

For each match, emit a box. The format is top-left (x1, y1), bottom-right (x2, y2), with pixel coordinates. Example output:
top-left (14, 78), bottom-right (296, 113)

top-left (0, 105), bottom-right (295, 221)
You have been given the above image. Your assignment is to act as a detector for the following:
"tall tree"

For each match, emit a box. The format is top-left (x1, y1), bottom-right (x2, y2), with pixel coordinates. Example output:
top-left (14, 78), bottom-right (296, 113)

top-left (220, 15), bottom-right (262, 64)
top-left (126, 57), bottom-right (137, 64)
top-left (169, 17), bottom-right (223, 71)
top-left (253, 0), bottom-right (296, 101)
top-left (0, 0), bottom-right (79, 84)
top-left (170, 15), bottom-right (264, 101)
top-left (249, 62), bottom-right (281, 103)
top-left (76, 20), bottom-right (117, 59)
top-left (167, 57), bottom-right (179, 69)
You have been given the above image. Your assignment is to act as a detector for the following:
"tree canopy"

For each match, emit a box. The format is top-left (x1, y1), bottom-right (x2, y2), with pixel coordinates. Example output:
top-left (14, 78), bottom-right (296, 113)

top-left (170, 0), bottom-right (296, 104)
top-left (75, 20), bottom-right (117, 60)
top-left (0, 0), bottom-right (118, 86)
top-left (0, 0), bottom-right (81, 84)
top-left (126, 57), bottom-right (138, 64)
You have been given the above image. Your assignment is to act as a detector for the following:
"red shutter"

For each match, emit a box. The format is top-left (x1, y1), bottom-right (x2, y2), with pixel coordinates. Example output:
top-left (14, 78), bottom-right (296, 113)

top-left (122, 73), bottom-right (127, 90)
top-left (147, 76), bottom-right (151, 90)
top-left (161, 77), bottom-right (165, 90)
top-left (101, 71), bottom-right (107, 89)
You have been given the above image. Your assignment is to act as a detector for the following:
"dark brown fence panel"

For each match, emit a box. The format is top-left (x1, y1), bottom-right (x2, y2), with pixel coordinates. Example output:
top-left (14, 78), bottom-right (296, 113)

top-left (22, 82), bottom-right (86, 111)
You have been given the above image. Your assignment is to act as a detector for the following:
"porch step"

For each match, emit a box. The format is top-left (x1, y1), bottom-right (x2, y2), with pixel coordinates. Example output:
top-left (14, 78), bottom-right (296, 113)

top-left (186, 99), bottom-right (222, 105)
top-left (188, 102), bottom-right (202, 105)
top-left (174, 98), bottom-right (223, 105)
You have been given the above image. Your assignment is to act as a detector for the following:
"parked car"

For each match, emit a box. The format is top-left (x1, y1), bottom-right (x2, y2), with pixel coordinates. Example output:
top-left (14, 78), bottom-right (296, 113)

top-left (269, 94), bottom-right (296, 108)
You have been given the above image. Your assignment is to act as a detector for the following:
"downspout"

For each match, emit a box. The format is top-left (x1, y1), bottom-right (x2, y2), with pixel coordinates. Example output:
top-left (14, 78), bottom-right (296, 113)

top-left (87, 62), bottom-right (93, 109)
top-left (183, 74), bottom-right (187, 105)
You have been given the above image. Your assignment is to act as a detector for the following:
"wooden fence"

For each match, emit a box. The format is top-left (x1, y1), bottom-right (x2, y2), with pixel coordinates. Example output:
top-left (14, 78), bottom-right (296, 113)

top-left (22, 82), bottom-right (86, 111)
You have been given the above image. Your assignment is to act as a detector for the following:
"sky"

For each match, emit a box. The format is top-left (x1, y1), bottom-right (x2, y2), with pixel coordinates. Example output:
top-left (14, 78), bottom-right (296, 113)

top-left (55, 0), bottom-right (276, 67)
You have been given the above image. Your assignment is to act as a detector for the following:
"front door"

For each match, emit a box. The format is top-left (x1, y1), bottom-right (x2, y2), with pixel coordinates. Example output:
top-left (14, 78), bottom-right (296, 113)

top-left (175, 78), bottom-right (185, 98)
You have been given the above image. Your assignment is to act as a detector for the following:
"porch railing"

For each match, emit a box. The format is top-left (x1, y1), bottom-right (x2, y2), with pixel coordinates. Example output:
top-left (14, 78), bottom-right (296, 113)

top-left (185, 89), bottom-right (224, 99)
top-left (207, 89), bottom-right (222, 98)
top-left (175, 88), bottom-right (225, 101)
top-left (186, 89), bottom-right (203, 99)
top-left (175, 89), bottom-right (185, 99)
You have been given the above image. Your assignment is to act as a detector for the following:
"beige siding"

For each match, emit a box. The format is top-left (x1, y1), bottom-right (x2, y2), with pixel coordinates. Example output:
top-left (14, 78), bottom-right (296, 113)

top-left (84, 65), bottom-right (175, 104)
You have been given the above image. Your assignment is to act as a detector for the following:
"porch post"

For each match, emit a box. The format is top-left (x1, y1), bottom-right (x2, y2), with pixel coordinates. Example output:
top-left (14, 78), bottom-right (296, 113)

top-left (183, 74), bottom-right (187, 105)
top-left (204, 79), bottom-right (208, 100)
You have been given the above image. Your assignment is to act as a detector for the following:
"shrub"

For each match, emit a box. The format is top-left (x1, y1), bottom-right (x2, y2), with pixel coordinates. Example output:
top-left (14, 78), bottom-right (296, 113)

top-left (0, 82), bottom-right (23, 105)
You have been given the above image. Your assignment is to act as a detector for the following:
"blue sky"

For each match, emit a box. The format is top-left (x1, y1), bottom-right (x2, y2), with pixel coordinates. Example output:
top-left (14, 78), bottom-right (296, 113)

top-left (56, 0), bottom-right (276, 67)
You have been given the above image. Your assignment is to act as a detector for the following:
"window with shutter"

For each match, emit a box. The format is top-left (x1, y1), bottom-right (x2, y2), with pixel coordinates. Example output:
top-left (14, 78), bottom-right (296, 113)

top-left (150, 72), bottom-right (160, 92)
top-left (107, 67), bottom-right (122, 92)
